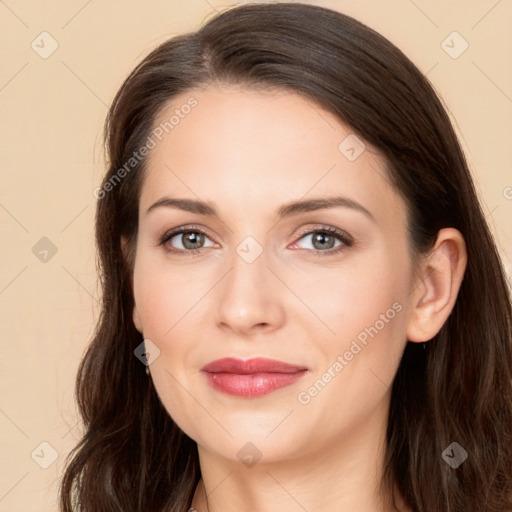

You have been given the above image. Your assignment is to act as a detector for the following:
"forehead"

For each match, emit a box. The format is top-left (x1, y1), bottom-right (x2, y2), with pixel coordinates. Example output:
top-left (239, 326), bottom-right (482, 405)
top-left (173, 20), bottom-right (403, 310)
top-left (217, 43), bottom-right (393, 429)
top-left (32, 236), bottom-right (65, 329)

top-left (139, 84), bottom-right (405, 227)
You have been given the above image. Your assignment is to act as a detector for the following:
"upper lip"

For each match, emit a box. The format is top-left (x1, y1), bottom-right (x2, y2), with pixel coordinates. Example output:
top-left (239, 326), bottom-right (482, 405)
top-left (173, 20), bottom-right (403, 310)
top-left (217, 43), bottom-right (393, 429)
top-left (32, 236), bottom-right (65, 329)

top-left (201, 357), bottom-right (308, 374)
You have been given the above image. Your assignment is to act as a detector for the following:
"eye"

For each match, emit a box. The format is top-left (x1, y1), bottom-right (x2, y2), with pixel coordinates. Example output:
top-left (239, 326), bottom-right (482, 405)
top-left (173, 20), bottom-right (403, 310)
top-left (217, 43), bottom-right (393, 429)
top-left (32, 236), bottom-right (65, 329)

top-left (159, 226), bottom-right (216, 255)
top-left (291, 226), bottom-right (353, 255)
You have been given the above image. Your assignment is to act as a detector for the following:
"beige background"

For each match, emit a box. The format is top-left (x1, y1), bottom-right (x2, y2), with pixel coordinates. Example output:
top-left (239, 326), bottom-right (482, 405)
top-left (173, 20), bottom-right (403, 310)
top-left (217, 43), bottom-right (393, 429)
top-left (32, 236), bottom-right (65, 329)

top-left (0, 0), bottom-right (511, 510)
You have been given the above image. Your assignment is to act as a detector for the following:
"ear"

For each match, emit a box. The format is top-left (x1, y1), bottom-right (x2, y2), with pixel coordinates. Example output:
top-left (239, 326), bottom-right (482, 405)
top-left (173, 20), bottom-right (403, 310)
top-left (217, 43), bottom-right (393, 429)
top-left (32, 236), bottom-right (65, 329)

top-left (121, 235), bottom-right (143, 335)
top-left (406, 228), bottom-right (467, 343)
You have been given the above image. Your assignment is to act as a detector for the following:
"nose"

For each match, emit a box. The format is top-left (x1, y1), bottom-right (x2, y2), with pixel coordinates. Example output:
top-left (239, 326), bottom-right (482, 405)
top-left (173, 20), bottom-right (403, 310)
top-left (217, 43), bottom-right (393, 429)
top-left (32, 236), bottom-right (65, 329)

top-left (214, 242), bottom-right (286, 336)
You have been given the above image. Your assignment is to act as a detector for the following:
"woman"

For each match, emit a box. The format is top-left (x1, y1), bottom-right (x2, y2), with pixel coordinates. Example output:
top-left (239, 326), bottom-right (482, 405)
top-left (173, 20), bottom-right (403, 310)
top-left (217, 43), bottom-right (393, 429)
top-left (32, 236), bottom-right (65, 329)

top-left (59, 2), bottom-right (512, 511)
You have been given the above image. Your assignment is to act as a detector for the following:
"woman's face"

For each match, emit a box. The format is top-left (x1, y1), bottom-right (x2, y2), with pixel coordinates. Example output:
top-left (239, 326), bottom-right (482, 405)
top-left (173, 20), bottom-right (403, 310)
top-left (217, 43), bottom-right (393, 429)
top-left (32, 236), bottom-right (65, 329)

top-left (130, 84), bottom-right (418, 464)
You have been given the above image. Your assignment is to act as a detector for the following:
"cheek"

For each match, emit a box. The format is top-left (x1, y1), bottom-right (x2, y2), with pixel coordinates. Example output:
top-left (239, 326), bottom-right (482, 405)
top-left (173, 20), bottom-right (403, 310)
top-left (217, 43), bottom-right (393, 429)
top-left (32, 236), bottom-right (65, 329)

top-left (291, 248), bottom-right (410, 340)
top-left (292, 270), bottom-right (409, 437)
top-left (301, 248), bottom-right (411, 398)
top-left (132, 260), bottom-right (204, 429)
top-left (132, 255), bottom-right (208, 339)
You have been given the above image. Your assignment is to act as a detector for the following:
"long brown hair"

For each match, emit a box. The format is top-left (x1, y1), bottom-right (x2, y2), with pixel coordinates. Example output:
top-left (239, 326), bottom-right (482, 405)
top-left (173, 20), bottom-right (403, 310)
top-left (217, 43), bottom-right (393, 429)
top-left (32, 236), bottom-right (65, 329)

top-left (59, 3), bottom-right (512, 511)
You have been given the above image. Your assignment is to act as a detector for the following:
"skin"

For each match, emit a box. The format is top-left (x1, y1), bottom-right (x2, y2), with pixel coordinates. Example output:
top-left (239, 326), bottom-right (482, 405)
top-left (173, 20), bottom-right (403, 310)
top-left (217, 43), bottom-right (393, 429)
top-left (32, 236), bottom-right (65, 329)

top-left (126, 84), bottom-right (467, 512)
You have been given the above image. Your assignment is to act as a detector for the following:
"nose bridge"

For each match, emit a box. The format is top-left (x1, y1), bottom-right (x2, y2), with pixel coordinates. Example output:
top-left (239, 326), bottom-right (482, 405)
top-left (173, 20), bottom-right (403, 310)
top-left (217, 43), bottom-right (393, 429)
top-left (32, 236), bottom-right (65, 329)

top-left (225, 234), bottom-right (271, 306)
top-left (214, 233), bottom-right (285, 332)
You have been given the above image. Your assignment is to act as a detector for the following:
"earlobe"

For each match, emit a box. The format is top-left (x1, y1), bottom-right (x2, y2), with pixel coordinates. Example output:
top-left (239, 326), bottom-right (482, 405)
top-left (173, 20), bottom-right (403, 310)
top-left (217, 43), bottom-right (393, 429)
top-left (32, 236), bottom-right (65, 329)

top-left (406, 228), bottom-right (467, 343)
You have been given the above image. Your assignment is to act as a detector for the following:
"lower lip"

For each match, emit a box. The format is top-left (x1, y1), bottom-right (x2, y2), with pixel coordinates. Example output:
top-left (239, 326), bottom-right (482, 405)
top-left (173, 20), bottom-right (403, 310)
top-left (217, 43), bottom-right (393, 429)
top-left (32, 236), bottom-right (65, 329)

top-left (203, 371), bottom-right (308, 397)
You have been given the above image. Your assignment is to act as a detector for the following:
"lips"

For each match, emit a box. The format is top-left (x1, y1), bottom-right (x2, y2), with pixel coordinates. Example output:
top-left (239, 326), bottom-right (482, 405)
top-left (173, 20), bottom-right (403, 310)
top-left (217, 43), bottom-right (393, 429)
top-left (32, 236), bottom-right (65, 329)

top-left (201, 357), bottom-right (309, 398)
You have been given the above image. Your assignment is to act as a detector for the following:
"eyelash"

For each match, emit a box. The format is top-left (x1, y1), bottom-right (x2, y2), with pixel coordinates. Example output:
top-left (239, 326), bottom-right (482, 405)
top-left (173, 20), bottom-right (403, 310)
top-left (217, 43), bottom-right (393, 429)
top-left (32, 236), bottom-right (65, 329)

top-left (158, 224), bottom-right (353, 257)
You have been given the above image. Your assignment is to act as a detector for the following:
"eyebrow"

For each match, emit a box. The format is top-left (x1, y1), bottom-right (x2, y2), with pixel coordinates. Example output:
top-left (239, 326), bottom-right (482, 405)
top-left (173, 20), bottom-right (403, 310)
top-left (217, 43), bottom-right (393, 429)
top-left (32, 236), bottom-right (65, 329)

top-left (145, 195), bottom-right (376, 223)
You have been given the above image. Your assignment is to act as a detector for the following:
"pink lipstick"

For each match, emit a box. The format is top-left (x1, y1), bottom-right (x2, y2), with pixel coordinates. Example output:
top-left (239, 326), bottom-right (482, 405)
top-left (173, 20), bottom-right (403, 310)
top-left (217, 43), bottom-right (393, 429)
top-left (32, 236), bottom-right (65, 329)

top-left (201, 357), bottom-right (309, 397)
